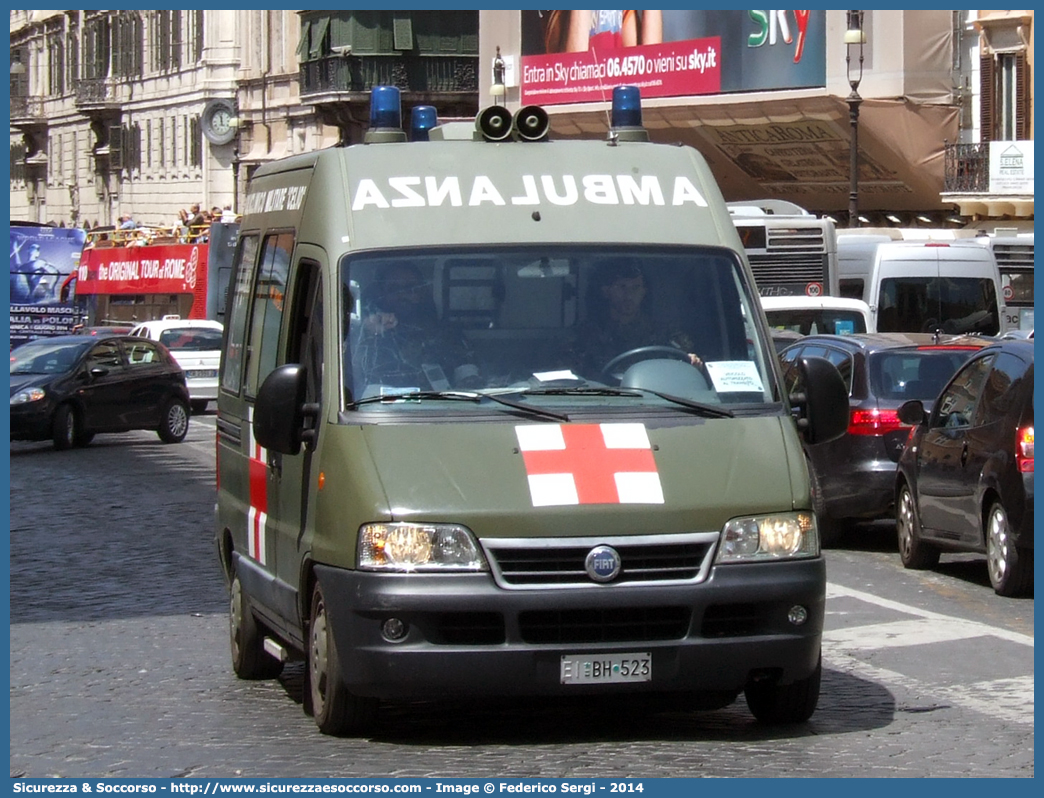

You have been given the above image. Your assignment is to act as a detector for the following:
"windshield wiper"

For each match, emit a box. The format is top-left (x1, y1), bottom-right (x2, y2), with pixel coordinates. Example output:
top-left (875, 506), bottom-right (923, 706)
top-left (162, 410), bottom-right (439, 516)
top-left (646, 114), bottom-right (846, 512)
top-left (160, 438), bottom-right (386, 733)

top-left (347, 390), bottom-right (569, 422)
top-left (504, 386), bottom-right (734, 418)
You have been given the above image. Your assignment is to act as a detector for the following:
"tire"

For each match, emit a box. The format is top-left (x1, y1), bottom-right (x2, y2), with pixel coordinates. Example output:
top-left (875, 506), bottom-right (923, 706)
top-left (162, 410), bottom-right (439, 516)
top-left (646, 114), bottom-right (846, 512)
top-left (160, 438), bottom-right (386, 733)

top-left (191, 399), bottom-right (210, 415)
top-left (157, 397), bottom-right (190, 443)
top-left (807, 458), bottom-right (842, 547)
top-left (229, 572), bottom-right (283, 680)
top-left (51, 404), bottom-right (78, 451)
top-left (985, 502), bottom-right (1033, 597)
top-left (308, 582), bottom-right (378, 736)
top-left (896, 482), bottom-right (939, 569)
top-left (745, 655), bottom-right (821, 724)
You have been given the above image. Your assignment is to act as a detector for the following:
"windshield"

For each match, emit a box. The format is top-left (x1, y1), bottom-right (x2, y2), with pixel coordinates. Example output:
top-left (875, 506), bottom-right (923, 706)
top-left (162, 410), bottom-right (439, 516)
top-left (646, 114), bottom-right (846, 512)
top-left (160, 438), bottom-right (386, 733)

top-left (869, 349), bottom-right (979, 403)
top-left (765, 308), bottom-right (866, 336)
top-left (878, 277), bottom-right (999, 335)
top-left (157, 327), bottom-right (223, 351)
top-left (339, 246), bottom-right (778, 414)
top-left (10, 340), bottom-right (90, 375)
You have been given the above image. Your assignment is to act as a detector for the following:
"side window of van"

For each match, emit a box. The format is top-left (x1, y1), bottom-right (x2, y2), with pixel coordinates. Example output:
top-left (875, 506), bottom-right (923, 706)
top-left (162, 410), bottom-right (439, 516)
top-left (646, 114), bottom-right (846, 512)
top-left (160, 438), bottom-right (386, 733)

top-left (839, 279), bottom-right (864, 301)
top-left (220, 234), bottom-right (259, 394)
top-left (245, 232), bottom-right (295, 398)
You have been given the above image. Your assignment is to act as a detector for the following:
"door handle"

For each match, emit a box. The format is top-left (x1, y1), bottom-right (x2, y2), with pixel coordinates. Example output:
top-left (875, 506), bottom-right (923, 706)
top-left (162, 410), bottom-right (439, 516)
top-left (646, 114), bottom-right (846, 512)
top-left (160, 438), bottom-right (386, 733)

top-left (267, 450), bottom-right (282, 478)
top-left (960, 442), bottom-right (969, 466)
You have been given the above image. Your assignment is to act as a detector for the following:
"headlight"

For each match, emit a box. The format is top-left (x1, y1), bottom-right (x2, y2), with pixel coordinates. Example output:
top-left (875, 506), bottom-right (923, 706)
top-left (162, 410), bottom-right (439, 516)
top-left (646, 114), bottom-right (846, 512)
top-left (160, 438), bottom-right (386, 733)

top-left (715, 512), bottom-right (819, 563)
top-left (358, 523), bottom-right (488, 572)
top-left (10, 388), bottom-right (46, 405)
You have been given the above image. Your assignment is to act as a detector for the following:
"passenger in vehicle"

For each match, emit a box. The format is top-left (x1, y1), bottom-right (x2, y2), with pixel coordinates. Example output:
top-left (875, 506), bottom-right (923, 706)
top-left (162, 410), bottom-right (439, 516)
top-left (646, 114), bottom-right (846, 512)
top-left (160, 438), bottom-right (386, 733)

top-left (575, 258), bottom-right (703, 379)
top-left (350, 262), bottom-right (481, 392)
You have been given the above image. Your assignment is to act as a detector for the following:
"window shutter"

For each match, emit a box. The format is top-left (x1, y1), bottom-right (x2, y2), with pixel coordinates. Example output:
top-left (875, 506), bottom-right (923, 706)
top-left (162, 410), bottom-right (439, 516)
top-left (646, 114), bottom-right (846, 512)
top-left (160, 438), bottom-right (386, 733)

top-left (1015, 50), bottom-right (1029, 140)
top-left (110, 125), bottom-right (123, 170)
top-left (979, 54), bottom-right (995, 143)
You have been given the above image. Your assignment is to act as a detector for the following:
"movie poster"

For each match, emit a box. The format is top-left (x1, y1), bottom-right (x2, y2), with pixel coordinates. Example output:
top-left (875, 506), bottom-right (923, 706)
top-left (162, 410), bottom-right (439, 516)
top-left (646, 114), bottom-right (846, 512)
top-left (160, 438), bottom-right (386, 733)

top-left (9, 225), bottom-right (87, 347)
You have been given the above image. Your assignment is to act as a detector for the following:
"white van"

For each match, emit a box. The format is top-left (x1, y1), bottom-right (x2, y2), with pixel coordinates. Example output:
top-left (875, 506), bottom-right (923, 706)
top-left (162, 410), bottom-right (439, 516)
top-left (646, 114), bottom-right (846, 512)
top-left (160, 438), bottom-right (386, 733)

top-left (837, 237), bottom-right (1002, 336)
top-left (760, 295), bottom-right (874, 336)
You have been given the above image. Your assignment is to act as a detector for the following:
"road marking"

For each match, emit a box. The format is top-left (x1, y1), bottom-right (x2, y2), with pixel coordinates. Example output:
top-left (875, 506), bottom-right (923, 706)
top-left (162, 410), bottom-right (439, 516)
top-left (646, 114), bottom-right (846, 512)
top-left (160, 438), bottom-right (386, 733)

top-left (823, 617), bottom-right (996, 650)
top-left (826, 582), bottom-right (1034, 647)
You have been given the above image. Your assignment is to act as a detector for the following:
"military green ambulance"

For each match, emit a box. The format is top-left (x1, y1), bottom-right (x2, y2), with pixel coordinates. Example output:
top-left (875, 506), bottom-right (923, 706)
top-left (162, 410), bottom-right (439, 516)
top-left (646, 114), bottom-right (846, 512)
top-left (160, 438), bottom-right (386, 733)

top-left (215, 86), bottom-right (848, 735)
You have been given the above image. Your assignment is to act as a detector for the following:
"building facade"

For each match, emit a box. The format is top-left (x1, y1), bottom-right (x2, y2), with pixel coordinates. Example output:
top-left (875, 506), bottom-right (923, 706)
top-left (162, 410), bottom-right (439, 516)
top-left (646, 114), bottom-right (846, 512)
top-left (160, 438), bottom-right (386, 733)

top-left (10, 10), bottom-right (1032, 229)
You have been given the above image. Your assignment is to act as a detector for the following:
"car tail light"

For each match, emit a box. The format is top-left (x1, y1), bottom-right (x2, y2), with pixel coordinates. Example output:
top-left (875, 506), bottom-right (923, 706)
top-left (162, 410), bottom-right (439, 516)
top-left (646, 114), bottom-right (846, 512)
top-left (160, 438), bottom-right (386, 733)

top-left (848, 408), bottom-right (908, 436)
top-left (1016, 426), bottom-right (1033, 473)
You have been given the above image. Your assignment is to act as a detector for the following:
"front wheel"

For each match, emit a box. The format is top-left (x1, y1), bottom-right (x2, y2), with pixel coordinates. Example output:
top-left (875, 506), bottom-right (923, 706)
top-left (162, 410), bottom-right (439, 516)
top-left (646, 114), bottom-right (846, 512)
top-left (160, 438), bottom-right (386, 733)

top-left (985, 502), bottom-right (1033, 597)
top-left (896, 483), bottom-right (939, 569)
top-left (157, 397), bottom-right (190, 443)
top-left (230, 572), bottom-right (283, 680)
top-left (52, 404), bottom-right (78, 451)
top-left (745, 655), bottom-right (821, 724)
top-left (308, 582), bottom-right (378, 736)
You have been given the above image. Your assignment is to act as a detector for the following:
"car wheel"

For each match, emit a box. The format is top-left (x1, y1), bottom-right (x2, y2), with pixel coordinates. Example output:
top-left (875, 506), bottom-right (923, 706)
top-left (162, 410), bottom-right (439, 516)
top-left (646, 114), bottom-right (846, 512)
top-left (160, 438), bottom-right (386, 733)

top-left (157, 398), bottom-right (190, 443)
top-left (229, 571), bottom-right (283, 680)
top-left (985, 502), bottom-right (1033, 597)
top-left (807, 458), bottom-right (842, 547)
top-left (51, 404), bottom-right (78, 451)
top-left (308, 582), bottom-right (378, 737)
top-left (191, 399), bottom-right (210, 415)
top-left (896, 482), bottom-right (939, 569)
top-left (745, 654), bottom-right (821, 724)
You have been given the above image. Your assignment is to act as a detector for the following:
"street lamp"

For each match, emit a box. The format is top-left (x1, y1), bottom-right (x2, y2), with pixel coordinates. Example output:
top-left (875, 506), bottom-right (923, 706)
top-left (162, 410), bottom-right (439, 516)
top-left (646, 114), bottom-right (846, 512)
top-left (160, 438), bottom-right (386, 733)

top-left (845, 10), bottom-right (865, 228)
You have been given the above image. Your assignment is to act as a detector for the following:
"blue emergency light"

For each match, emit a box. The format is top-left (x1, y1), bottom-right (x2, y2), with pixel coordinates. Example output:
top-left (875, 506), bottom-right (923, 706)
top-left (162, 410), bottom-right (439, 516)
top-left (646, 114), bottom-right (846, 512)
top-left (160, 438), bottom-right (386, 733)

top-left (611, 86), bottom-right (642, 128)
top-left (370, 86), bottom-right (402, 130)
top-left (410, 105), bottom-right (438, 141)
top-left (609, 85), bottom-right (649, 142)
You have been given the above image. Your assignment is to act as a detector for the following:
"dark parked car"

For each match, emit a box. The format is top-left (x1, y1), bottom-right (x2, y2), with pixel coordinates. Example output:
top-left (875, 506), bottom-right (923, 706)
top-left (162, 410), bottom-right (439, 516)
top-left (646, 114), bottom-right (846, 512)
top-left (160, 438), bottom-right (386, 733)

top-left (780, 333), bottom-right (991, 544)
top-left (895, 339), bottom-right (1034, 596)
top-left (10, 334), bottom-right (190, 450)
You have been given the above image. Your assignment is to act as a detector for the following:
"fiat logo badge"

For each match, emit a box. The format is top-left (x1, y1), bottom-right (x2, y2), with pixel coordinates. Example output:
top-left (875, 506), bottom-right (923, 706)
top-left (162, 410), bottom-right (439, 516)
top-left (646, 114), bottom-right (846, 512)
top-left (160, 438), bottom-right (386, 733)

top-left (585, 545), bottom-right (622, 583)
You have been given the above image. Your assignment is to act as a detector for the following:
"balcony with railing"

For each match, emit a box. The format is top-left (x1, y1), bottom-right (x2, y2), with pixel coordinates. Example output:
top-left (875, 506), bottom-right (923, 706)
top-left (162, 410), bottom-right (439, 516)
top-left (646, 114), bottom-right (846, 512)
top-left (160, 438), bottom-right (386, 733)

top-left (75, 78), bottom-right (121, 111)
top-left (300, 53), bottom-right (478, 100)
top-left (944, 142), bottom-right (989, 194)
top-left (10, 95), bottom-right (45, 125)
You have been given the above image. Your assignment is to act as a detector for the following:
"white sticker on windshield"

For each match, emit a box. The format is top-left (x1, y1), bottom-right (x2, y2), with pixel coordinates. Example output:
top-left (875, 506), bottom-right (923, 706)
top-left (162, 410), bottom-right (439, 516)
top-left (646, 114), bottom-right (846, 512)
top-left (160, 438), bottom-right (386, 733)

top-left (704, 361), bottom-right (765, 393)
top-left (533, 370), bottom-right (580, 382)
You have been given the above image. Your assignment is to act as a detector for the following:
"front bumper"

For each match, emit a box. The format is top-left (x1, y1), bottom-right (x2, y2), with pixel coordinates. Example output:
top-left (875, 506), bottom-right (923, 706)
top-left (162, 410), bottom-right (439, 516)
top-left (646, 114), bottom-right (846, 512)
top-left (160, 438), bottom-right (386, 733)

top-left (315, 558), bottom-right (825, 699)
top-left (9, 401), bottom-right (56, 441)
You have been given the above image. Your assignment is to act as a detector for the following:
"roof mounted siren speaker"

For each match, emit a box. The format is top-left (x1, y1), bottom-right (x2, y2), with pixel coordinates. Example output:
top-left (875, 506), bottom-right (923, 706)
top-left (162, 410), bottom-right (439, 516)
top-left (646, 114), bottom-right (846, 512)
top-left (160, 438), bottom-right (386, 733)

top-left (476, 105), bottom-right (514, 142)
top-left (512, 105), bottom-right (550, 142)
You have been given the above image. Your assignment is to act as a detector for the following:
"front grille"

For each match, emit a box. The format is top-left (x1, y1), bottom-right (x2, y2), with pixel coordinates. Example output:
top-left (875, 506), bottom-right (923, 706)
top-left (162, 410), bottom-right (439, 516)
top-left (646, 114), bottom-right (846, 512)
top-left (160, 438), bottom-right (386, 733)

top-left (432, 612), bottom-right (505, 645)
top-left (482, 533), bottom-right (718, 589)
top-left (748, 252), bottom-right (826, 286)
top-left (700, 603), bottom-right (774, 637)
top-left (993, 244), bottom-right (1033, 269)
top-left (519, 606), bottom-right (691, 644)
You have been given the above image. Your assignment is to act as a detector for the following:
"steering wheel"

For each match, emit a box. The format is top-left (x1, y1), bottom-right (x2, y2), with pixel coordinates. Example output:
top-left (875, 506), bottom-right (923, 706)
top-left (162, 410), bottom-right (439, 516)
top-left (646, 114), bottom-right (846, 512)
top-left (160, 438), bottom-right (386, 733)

top-left (601, 345), bottom-right (691, 380)
top-left (921, 318), bottom-right (940, 333)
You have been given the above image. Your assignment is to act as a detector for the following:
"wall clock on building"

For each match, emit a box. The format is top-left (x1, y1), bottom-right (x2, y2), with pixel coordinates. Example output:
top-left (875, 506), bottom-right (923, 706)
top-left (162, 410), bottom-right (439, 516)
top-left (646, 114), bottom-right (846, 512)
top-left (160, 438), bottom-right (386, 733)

top-left (202, 99), bottom-right (237, 145)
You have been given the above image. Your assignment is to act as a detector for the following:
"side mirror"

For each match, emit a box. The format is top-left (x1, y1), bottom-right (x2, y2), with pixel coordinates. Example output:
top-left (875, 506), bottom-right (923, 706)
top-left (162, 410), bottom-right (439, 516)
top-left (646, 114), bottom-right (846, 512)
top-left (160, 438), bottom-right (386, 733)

top-left (254, 364), bottom-right (307, 455)
top-left (89, 367), bottom-right (109, 379)
top-left (792, 356), bottom-right (848, 445)
top-left (897, 399), bottom-right (926, 427)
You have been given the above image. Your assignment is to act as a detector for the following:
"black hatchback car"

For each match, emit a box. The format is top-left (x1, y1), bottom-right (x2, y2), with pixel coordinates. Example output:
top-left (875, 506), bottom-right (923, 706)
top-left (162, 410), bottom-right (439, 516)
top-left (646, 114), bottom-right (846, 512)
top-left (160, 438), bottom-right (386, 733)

top-left (780, 333), bottom-right (991, 544)
top-left (10, 334), bottom-right (191, 450)
top-left (895, 339), bottom-right (1034, 597)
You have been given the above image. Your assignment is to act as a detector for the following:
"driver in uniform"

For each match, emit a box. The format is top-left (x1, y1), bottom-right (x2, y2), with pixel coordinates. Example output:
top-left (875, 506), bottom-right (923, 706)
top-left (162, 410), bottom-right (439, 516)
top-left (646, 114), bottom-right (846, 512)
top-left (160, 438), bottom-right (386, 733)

top-left (576, 258), bottom-right (702, 379)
